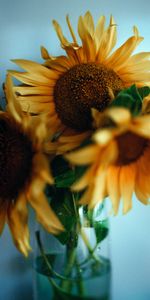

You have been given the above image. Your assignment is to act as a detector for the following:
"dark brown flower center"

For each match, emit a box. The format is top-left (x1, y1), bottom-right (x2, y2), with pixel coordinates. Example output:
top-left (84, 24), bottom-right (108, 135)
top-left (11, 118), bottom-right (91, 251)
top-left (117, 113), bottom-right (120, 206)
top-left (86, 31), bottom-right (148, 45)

top-left (54, 63), bottom-right (124, 131)
top-left (0, 116), bottom-right (34, 200)
top-left (116, 132), bottom-right (148, 166)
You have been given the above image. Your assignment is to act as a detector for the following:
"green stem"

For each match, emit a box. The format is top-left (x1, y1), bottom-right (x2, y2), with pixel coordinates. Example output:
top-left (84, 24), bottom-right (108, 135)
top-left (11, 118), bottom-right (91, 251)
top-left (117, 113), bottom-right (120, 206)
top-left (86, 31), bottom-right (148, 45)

top-left (79, 244), bottom-right (98, 267)
top-left (35, 231), bottom-right (72, 281)
top-left (71, 196), bottom-right (101, 266)
top-left (35, 230), bottom-right (62, 293)
top-left (72, 192), bottom-right (79, 219)
top-left (59, 193), bottom-right (81, 294)
top-left (60, 246), bottom-right (77, 292)
top-left (75, 259), bottom-right (85, 296)
top-left (80, 228), bottom-right (100, 263)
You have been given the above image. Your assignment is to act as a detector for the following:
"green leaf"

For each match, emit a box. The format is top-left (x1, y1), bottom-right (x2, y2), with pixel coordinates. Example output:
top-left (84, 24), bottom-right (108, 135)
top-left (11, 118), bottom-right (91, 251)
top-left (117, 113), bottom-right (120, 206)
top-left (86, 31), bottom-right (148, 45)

top-left (93, 219), bottom-right (109, 244)
top-left (109, 84), bottom-right (144, 116)
top-left (46, 187), bottom-right (78, 245)
top-left (82, 206), bottom-right (109, 243)
top-left (55, 167), bottom-right (87, 188)
top-left (55, 170), bottom-right (76, 188)
top-left (51, 155), bottom-right (71, 178)
top-left (51, 155), bottom-right (87, 188)
top-left (138, 86), bottom-right (150, 99)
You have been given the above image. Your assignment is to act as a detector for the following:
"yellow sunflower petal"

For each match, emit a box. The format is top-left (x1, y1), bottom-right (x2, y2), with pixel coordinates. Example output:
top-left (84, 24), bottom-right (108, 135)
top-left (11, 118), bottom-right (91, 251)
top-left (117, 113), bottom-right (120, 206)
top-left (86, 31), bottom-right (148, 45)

top-left (28, 176), bottom-right (45, 199)
top-left (129, 115), bottom-right (150, 138)
top-left (97, 15), bottom-right (117, 62)
top-left (118, 60), bottom-right (150, 74)
top-left (105, 26), bottom-right (143, 70)
top-left (66, 15), bottom-right (78, 43)
top-left (14, 86), bottom-right (53, 96)
top-left (32, 153), bottom-right (54, 185)
top-left (89, 166), bottom-right (107, 208)
top-left (16, 95), bottom-right (53, 103)
top-left (18, 100), bottom-right (52, 113)
top-left (135, 170), bottom-right (150, 203)
top-left (29, 192), bottom-right (64, 234)
top-left (120, 164), bottom-right (136, 214)
top-left (7, 193), bottom-right (31, 256)
top-left (72, 167), bottom-right (94, 191)
top-left (53, 20), bottom-right (70, 48)
top-left (79, 185), bottom-right (93, 206)
top-left (78, 15), bottom-right (96, 61)
top-left (120, 72), bottom-right (150, 83)
top-left (58, 131), bottom-right (91, 143)
top-left (44, 141), bottom-right (58, 154)
top-left (5, 75), bottom-right (23, 123)
top-left (94, 15), bottom-right (106, 50)
top-left (106, 107), bottom-right (131, 125)
top-left (45, 59), bottom-right (70, 72)
top-left (135, 153), bottom-right (150, 204)
top-left (83, 11), bottom-right (95, 37)
top-left (125, 51), bottom-right (150, 65)
top-left (31, 121), bottom-right (48, 145)
top-left (8, 70), bottom-right (55, 87)
top-left (65, 144), bottom-right (100, 165)
top-left (41, 46), bottom-right (51, 59)
top-left (45, 55), bottom-right (75, 69)
top-left (101, 141), bottom-right (118, 167)
top-left (93, 129), bottom-right (113, 145)
top-left (57, 142), bottom-right (83, 154)
top-left (141, 146), bottom-right (150, 167)
top-left (107, 166), bottom-right (121, 215)
top-left (12, 59), bottom-right (59, 80)
top-left (135, 174), bottom-right (150, 205)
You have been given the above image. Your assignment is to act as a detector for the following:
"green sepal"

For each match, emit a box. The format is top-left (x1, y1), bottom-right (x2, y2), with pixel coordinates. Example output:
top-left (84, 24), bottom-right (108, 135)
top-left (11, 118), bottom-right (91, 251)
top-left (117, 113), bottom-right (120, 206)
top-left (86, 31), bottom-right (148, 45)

top-left (109, 85), bottom-right (150, 116)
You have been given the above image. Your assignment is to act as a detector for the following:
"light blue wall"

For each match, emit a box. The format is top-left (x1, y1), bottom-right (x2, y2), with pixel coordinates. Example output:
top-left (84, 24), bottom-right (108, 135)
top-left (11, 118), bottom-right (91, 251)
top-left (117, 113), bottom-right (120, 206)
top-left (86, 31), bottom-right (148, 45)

top-left (0, 1), bottom-right (150, 299)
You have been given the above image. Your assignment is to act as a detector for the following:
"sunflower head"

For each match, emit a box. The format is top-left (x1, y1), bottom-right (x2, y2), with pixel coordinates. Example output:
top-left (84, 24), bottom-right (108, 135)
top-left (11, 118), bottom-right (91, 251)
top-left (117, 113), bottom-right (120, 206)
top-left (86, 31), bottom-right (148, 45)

top-left (66, 107), bottom-right (150, 214)
top-left (9, 11), bottom-right (150, 155)
top-left (0, 75), bottom-right (63, 256)
top-left (54, 62), bottom-right (124, 131)
top-left (0, 113), bottom-right (34, 199)
top-left (93, 106), bottom-right (150, 163)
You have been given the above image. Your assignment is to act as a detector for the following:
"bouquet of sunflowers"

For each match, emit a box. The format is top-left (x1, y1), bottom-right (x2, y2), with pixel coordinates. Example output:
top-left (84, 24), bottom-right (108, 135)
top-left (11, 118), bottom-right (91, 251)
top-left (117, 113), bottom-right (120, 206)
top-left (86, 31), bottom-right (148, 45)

top-left (1, 11), bottom-right (150, 300)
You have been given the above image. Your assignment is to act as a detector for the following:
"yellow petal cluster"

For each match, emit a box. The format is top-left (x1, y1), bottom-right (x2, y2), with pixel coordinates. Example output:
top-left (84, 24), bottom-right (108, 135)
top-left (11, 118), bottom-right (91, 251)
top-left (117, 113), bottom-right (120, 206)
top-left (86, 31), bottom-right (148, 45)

top-left (66, 108), bottom-right (150, 214)
top-left (8, 11), bottom-right (150, 154)
top-left (0, 76), bottom-right (63, 256)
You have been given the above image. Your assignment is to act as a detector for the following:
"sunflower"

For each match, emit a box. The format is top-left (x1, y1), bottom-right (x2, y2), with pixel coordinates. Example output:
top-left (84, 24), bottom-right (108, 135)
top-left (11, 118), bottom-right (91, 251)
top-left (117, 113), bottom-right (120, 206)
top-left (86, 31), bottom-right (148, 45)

top-left (66, 108), bottom-right (150, 214)
top-left (9, 11), bottom-right (150, 153)
top-left (0, 75), bottom-right (63, 256)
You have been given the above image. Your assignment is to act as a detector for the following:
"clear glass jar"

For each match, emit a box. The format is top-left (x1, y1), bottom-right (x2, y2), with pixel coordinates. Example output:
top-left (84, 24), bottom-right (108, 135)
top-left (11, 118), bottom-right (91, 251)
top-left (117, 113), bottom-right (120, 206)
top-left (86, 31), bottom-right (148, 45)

top-left (33, 202), bottom-right (111, 300)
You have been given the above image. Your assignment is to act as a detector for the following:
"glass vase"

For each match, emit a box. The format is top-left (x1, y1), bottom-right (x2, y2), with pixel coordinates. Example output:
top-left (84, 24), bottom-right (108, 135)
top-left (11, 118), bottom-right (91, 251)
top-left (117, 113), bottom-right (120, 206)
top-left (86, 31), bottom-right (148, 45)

top-left (33, 202), bottom-right (111, 300)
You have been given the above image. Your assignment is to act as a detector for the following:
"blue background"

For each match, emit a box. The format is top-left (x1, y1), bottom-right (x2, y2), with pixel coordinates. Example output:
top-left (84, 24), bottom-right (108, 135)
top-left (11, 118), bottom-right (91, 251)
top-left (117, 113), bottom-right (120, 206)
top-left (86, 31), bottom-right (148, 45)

top-left (0, 0), bottom-right (150, 299)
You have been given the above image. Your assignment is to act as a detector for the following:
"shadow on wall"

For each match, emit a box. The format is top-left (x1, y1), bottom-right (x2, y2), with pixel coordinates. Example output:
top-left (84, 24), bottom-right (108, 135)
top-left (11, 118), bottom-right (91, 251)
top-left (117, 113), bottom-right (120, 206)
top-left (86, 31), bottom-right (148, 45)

top-left (4, 282), bottom-right (33, 300)
top-left (0, 226), bottom-right (34, 300)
